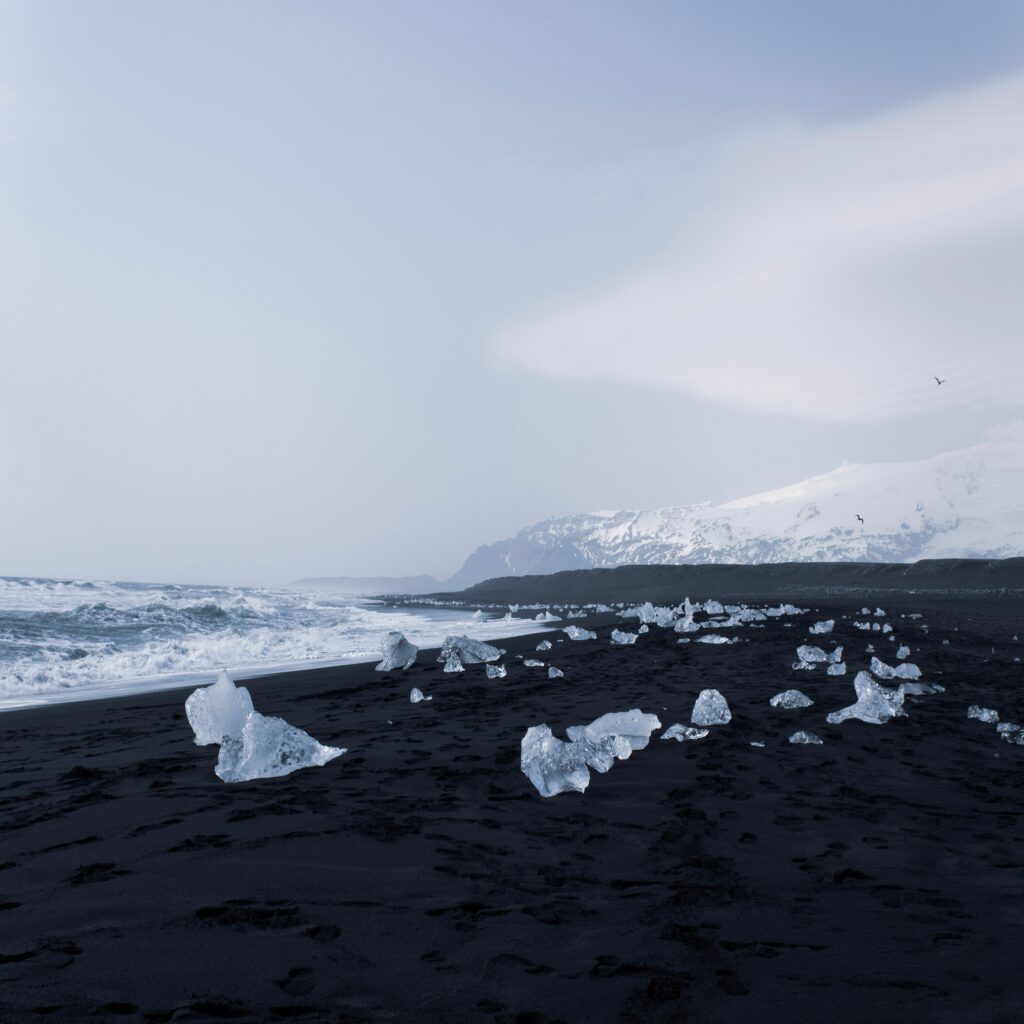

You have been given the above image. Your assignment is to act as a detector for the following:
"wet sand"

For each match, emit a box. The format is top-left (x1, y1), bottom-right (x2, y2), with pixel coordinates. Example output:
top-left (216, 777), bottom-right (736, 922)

top-left (1, 588), bottom-right (1022, 1023)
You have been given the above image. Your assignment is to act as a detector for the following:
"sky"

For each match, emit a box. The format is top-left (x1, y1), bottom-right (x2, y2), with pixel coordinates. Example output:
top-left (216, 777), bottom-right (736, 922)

top-left (2, 0), bottom-right (1023, 585)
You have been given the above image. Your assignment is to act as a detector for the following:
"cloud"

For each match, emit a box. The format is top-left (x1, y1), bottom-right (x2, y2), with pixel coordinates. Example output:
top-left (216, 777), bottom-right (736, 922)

top-left (495, 72), bottom-right (1024, 421)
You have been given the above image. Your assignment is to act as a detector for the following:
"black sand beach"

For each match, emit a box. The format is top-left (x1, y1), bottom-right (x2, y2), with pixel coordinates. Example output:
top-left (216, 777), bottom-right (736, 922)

top-left (2, 574), bottom-right (1023, 1023)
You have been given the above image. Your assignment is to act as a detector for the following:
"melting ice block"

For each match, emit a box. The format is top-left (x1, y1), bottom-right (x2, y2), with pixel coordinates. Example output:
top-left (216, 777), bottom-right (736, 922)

top-left (564, 625), bottom-right (597, 641)
top-left (610, 629), bottom-right (638, 645)
top-left (535, 610), bottom-right (561, 622)
top-left (536, 640), bottom-right (553, 651)
top-left (375, 631), bottom-right (418, 672)
top-left (809, 620), bottom-right (835, 635)
top-left (696, 634), bottom-right (733, 645)
top-left (410, 687), bottom-right (431, 703)
top-left (485, 663), bottom-right (507, 679)
top-left (793, 645), bottom-right (829, 669)
top-left (438, 635), bottom-right (504, 668)
top-left (520, 709), bottom-right (662, 797)
top-left (896, 645), bottom-right (911, 660)
top-left (691, 689), bottom-right (731, 726)
top-left (661, 723), bottom-right (709, 742)
top-left (789, 730), bottom-right (823, 745)
top-left (548, 666), bottom-right (564, 679)
top-left (524, 659), bottom-right (545, 668)
top-left (827, 662), bottom-right (847, 676)
top-left (871, 656), bottom-right (922, 681)
top-left (826, 671), bottom-right (906, 725)
top-left (215, 712), bottom-right (345, 784)
top-left (770, 689), bottom-right (813, 709)
top-left (185, 672), bottom-right (254, 746)
top-left (968, 705), bottom-right (999, 724)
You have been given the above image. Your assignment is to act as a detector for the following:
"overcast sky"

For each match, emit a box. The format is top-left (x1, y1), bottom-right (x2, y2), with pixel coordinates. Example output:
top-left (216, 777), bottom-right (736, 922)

top-left (2, 0), bottom-right (1023, 585)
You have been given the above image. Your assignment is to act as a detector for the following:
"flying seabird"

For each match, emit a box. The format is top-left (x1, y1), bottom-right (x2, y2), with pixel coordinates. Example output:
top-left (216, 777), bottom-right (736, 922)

top-left (934, 376), bottom-right (946, 386)
top-left (855, 514), bottom-right (864, 525)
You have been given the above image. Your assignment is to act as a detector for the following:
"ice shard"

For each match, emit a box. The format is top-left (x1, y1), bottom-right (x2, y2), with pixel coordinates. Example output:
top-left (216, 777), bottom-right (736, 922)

top-left (486, 663), bottom-right (507, 679)
top-left (661, 723), bottom-right (709, 742)
top-left (809, 620), bottom-right (835, 635)
top-left (968, 705), bottom-right (999, 724)
top-left (548, 666), bottom-right (564, 679)
top-left (409, 687), bottom-right (431, 703)
top-left (691, 689), bottom-right (731, 726)
top-left (789, 730), bottom-right (823, 745)
top-left (563, 626), bottom-right (597, 641)
top-left (826, 671), bottom-right (906, 725)
top-left (185, 672), bottom-right (254, 746)
top-left (214, 712), bottom-right (345, 784)
top-left (375, 631), bottom-right (418, 672)
top-left (610, 629), bottom-right (638, 645)
top-left (770, 689), bottom-right (813, 709)
top-left (438, 635), bottom-right (504, 668)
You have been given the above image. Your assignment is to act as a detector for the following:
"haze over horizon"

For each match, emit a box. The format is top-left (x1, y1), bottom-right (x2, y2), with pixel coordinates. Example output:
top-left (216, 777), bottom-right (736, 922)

top-left (3, 1), bottom-right (1024, 586)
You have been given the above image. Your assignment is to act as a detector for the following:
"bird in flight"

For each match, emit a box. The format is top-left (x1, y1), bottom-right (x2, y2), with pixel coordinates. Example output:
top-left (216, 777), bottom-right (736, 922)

top-left (934, 376), bottom-right (946, 386)
top-left (855, 514), bottom-right (864, 525)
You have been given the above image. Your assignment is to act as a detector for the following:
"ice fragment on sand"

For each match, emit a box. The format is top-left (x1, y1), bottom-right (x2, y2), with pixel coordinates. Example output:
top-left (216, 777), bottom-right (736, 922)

top-left (770, 689), bottom-right (813, 709)
top-left (898, 681), bottom-right (944, 696)
top-left (896, 645), bottom-right (911, 659)
top-left (704, 600), bottom-right (725, 615)
top-left (521, 710), bottom-right (661, 797)
top-left (827, 662), bottom-right (847, 676)
top-left (610, 629), bottom-right (638, 645)
top-left (536, 640), bottom-right (553, 651)
top-left (409, 687), bottom-right (431, 703)
top-left (789, 730), bottom-right (823, 745)
top-left (826, 671), bottom-right (906, 725)
top-left (661, 723), bottom-right (709, 742)
top-left (375, 631), bottom-right (418, 672)
top-left (809, 620), bottom-right (834, 635)
top-left (548, 666), bottom-right (564, 679)
top-left (997, 722), bottom-right (1021, 734)
top-left (486, 663), bottom-right (507, 679)
top-left (564, 625), bottom-right (597, 641)
top-left (750, 741), bottom-right (766, 748)
top-left (697, 634), bottom-right (733, 645)
top-left (691, 689), bottom-right (731, 726)
top-left (443, 652), bottom-right (464, 673)
top-left (438, 635), bottom-right (504, 668)
top-left (524, 659), bottom-right (545, 668)
top-left (215, 712), bottom-right (345, 783)
top-left (968, 705), bottom-right (999, 724)
top-left (638, 624), bottom-right (650, 634)
top-left (535, 610), bottom-right (561, 622)
top-left (185, 672), bottom-right (255, 746)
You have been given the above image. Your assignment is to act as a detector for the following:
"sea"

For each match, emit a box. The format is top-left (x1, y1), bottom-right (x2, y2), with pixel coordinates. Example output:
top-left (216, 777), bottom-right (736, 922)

top-left (0, 575), bottom-right (532, 711)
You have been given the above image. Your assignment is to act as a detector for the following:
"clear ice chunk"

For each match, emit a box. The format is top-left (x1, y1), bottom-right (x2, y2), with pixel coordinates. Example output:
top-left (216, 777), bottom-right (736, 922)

top-left (438, 635), bottom-right (504, 667)
top-left (789, 730), bottom-right (823, 745)
top-left (770, 689), bottom-right (813, 709)
top-left (826, 671), bottom-right (906, 725)
top-left (486, 663), bottom-right (507, 679)
top-left (443, 651), bottom-right (464, 673)
top-left (409, 687), bottom-right (431, 703)
top-left (661, 723), bottom-right (709, 742)
top-left (827, 662), bottom-right (847, 676)
top-left (564, 625), bottom-right (597, 641)
top-left (375, 631), bottom-right (418, 672)
top-left (535, 610), bottom-right (561, 622)
top-left (809, 620), bottom-right (835, 635)
top-left (214, 712), bottom-right (345, 784)
top-left (691, 689), bottom-right (731, 726)
top-left (871, 656), bottom-right (922, 680)
top-left (536, 640), bottom-right (553, 651)
top-left (185, 672), bottom-right (255, 746)
top-left (967, 705), bottom-right (999, 724)
top-left (548, 666), bottom-right (564, 679)
top-left (610, 629), bottom-right (638, 645)
top-left (697, 634), bottom-right (733, 645)
top-left (896, 645), bottom-right (911, 660)
top-left (704, 600), bottom-right (725, 615)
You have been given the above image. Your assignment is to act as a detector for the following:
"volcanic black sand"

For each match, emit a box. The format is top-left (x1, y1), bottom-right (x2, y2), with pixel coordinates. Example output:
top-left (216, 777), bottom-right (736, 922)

top-left (1, 582), bottom-right (1023, 1023)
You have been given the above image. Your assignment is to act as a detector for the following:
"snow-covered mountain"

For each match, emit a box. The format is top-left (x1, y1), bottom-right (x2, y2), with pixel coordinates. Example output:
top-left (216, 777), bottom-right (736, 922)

top-left (450, 423), bottom-right (1024, 587)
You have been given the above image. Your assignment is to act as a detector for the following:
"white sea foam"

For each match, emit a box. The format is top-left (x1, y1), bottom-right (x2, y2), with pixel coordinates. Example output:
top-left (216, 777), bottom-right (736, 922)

top-left (0, 576), bottom-right (542, 710)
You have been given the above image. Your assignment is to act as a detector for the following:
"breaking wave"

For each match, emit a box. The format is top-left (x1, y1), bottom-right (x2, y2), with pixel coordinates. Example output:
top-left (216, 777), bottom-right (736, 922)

top-left (0, 576), bottom-right (528, 710)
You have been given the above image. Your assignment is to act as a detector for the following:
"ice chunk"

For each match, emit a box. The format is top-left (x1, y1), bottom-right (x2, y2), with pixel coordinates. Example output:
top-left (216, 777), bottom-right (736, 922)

top-left (897, 681), bottom-right (944, 696)
top-left (750, 740), bottom-right (766, 748)
top-left (536, 640), bottom-right (553, 651)
top-left (375, 631), bottom-right (418, 672)
top-left (523, 659), bottom-right (545, 668)
top-left (485, 663), bottom-right (507, 679)
top-left (564, 625), bottom-right (597, 641)
top-left (770, 689), bottom-right (813, 709)
top-left (826, 671), bottom-right (906, 725)
top-left (789, 730), bottom-right (823, 745)
top-left (809, 620), bottom-right (834, 635)
top-left (610, 629), bottom-right (638, 645)
top-left (661, 723), bottom-right (709, 742)
top-left (443, 651), bottom-right (464, 673)
top-left (1001, 731), bottom-right (1024, 746)
top-left (827, 662), bottom-right (847, 676)
top-left (409, 687), bottom-right (431, 703)
top-left (796, 645), bottom-right (829, 664)
top-left (696, 634), bottom-right (733, 645)
top-left (548, 666), bottom-right (564, 679)
top-left (638, 624), bottom-right (650, 634)
top-left (997, 722), bottom-right (1021, 734)
top-left (704, 600), bottom-right (725, 615)
top-left (654, 607), bottom-right (677, 628)
top-left (871, 656), bottom-right (922, 680)
top-left (471, 609), bottom-right (484, 621)
top-left (215, 712), bottom-right (345, 783)
top-left (185, 672), bottom-right (254, 746)
top-left (569, 710), bottom-right (662, 753)
top-left (535, 610), bottom-right (561, 622)
top-left (521, 709), bottom-right (662, 797)
top-left (438, 635), bottom-right (504, 667)
top-left (896, 645), bottom-right (911, 660)
top-left (968, 705), bottom-right (999, 724)
top-left (691, 689), bottom-right (731, 726)
top-left (828, 645), bottom-right (844, 664)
